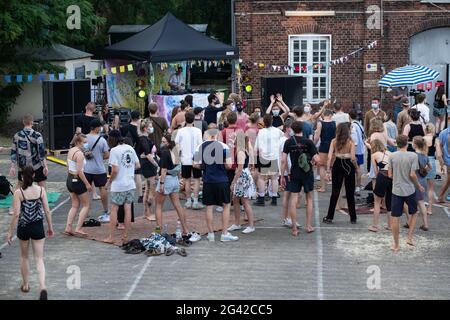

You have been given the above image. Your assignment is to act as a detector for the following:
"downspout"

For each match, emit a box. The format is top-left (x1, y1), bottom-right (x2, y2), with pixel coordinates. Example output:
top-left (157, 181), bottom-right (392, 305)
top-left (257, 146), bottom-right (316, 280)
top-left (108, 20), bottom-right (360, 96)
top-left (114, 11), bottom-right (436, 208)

top-left (231, 0), bottom-right (237, 93)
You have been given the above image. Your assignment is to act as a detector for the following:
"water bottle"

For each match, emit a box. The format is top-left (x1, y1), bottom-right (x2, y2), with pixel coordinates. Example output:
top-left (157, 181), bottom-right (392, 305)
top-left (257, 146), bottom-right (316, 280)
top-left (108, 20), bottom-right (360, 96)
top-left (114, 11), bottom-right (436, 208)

top-left (175, 221), bottom-right (182, 240)
top-left (155, 226), bottom-right (161, 234)
top-left (163, 224), bottom-right (168, 235)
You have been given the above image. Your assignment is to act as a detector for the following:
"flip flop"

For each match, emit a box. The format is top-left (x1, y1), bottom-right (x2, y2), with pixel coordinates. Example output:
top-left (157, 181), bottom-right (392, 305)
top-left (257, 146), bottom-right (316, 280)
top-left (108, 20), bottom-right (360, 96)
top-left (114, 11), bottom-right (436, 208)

top-left (145, 249), bottom-right (163, 257)
top-left (420, 225), bottom-right (429, 231)
top-left (20, 284), bottom-right (30, 293)
top-left (406, 241), bottom-right (415, 247)
top-left (176, 248), bottom-right (187, 257)
top-left (165, 247), bottom-right (175, 256)
top-left (368, 226), bottom-right (379, 233)
top-left (74, 232), bottom-right (88, 238)
top-left (61, 231), bottom-right (74, 236)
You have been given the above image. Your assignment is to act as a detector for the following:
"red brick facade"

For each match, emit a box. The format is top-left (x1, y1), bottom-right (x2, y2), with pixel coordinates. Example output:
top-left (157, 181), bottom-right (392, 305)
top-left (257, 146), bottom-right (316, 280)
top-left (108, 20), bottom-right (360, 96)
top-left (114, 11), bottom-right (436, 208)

top-left (234, 0), bottom-right (450, 111)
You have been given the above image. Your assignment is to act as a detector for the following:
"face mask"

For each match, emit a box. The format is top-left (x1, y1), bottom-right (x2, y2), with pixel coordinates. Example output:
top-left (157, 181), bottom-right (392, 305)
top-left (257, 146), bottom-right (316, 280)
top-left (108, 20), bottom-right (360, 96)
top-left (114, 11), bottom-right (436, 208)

top-left (304, 107), bottom-right (311, 113)
top-left (231, 103), bottom-right (236, 112)
top-left (83, 143), bottom-right (90, 150)
top-left (371, 103), bottom-right (379, 110)
top-left (148, 127), bottom-right (154, 134)
top-left (289, 130), bottom-right (295, 137)
top-left (273, 110), bottom-right (280, 117)
top-left (256, 112), bottom-right (261, 117)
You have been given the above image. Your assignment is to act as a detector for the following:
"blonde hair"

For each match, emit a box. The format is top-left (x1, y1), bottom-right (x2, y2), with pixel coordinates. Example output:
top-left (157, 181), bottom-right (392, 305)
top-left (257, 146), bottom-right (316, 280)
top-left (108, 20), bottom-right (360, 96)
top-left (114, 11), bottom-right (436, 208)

top-left (371, 139), bottom-right (386, 154)
top-left (140, 118), bottom-right (151, 133)
top-left (369, 118), bottom-right (384, 135)
top-left (70, 133), bottom-right (86, 147)
top-left (425, 123), bottom-right (435, 135)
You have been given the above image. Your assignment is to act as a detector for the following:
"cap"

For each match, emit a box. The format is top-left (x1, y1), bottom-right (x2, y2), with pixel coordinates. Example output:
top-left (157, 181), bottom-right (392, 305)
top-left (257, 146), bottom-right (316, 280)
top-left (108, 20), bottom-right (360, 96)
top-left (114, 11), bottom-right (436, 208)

top-left (401, 97), bottom-right (410, 106)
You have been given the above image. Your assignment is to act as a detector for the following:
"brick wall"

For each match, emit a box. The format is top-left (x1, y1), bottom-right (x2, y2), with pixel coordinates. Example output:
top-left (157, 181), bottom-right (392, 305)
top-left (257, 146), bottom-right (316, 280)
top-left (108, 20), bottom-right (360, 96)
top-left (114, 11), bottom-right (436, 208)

top-left (235, 0), bottom-right (450, 112)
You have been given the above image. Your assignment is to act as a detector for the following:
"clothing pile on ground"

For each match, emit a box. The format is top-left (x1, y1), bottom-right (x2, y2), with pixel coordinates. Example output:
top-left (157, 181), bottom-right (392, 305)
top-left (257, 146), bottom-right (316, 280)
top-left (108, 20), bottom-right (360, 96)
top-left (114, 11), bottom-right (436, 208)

top-left (121, 232), bottom-right (201, 257)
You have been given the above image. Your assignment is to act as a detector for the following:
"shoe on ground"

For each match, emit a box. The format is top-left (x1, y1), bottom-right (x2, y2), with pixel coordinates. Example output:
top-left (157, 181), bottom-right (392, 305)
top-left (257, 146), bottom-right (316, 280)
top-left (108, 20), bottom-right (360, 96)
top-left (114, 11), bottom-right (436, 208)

top-left (283, 218), bottom-right (301, 228)
top-left (227, 224), bottom-right (242, 232)
top-left (39, 290), bottom-right (48, 300)
top-left (271, 197), bottom-right (277, 206)
top-left (207, 232), bottom-right (215, 242)
top-left (254, 197), bottom-right (265, 207)
top-left (315, 175), bottom-right (321, 181)
top-left (220, 232), bottom-right (239, 242)
top-left (185, 200), bottom-right (192, 209)
top-left (192, 202), bottom-right (204, 210)
top-left (98, 214), bottom-right (110, 223)
top-left (215, 206), bottom-right (224, 213)
top-left (189, 232), bottom-right (201, 242)
top-left (242, 226), bottom-right (255, 234)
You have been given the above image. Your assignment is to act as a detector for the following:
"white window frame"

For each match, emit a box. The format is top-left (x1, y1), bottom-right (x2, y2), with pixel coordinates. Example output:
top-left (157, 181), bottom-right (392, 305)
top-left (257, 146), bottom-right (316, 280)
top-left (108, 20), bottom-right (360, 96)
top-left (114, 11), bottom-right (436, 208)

top-left (288, 34), bottom-right (332, 103)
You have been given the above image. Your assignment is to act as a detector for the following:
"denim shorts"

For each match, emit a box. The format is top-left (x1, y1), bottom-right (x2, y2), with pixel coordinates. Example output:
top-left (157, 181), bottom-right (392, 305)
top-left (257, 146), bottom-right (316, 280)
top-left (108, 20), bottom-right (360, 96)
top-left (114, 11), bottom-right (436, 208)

top-left (111, 190), bottom-right (136, 206)
top-left (426, 157), bottom-right (436, 180)
top-left (356, 154), bottom-right (364, 166)
top-left (156, 175), bottom-right (179, 195)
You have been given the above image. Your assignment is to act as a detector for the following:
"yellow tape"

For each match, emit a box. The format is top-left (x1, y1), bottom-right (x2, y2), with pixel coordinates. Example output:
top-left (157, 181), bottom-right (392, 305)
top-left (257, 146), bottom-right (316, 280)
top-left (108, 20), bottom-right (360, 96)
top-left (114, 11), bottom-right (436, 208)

top-left (46, 156), bottom-right (67, 166)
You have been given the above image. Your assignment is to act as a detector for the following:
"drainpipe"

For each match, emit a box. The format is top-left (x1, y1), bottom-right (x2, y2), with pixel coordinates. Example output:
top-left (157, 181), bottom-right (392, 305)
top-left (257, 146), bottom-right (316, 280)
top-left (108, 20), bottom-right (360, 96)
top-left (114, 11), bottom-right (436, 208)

top-left (231, 0), bottom-right (237, 93)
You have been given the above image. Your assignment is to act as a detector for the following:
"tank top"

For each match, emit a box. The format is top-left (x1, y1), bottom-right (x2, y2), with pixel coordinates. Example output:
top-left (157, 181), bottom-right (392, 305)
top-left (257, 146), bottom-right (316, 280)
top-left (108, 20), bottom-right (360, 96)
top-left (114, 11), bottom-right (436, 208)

top-left (319, 121), bottom-right (337, 153)
top-left (243, 152), bottom-right (250, 169)
top-left (18, 187), bottom-right (44, 227)
top-left (428, 136), bottom-right (436, 157)
top-left (408, 123), bottom-right (425, 142)
top-left (68, 149), bottom-right (84, 173)
top-left (376, 152), bottom-right (389, 171)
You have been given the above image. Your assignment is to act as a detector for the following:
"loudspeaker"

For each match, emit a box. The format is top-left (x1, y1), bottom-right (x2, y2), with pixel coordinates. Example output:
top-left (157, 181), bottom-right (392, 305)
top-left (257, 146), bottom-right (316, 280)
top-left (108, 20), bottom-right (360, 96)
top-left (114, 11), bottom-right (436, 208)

top-left (261, 76), bottom-right (303, 111)
top-left (43, 80), bottom-right (91, 150)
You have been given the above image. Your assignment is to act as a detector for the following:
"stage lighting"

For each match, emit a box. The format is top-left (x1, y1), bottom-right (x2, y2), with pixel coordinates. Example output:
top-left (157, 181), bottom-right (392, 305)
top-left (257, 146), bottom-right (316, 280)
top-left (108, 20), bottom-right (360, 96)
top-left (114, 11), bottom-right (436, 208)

top-left (137, 89), bottom-right (147, 98)
top-left (245, 85), bottom-right (253, 93)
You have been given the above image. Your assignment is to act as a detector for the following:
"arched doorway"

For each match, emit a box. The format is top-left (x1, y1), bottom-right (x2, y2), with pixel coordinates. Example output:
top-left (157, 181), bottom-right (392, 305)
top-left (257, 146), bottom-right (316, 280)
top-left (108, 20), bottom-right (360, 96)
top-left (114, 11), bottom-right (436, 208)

top-left (410, 27), bottom-right (450, 107)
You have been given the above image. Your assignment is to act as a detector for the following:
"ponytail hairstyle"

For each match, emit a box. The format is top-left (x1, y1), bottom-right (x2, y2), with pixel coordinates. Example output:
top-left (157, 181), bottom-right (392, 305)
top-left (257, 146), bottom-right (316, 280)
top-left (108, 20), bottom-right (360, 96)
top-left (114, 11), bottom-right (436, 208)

top-left (70, 133), bottom-right (86, 148)
top-left (21, 166), bottom-right (35, 190)
top-left (163, 133), bottom-right (176, 150)
top-left (413, 136), bottom-right (428, 154)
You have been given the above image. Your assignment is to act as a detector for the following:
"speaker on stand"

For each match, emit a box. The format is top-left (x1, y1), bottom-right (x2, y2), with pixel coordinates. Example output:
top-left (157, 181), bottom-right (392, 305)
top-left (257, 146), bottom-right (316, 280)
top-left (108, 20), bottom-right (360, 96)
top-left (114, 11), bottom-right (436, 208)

top-left (261, 76), bottom-right (304, 112)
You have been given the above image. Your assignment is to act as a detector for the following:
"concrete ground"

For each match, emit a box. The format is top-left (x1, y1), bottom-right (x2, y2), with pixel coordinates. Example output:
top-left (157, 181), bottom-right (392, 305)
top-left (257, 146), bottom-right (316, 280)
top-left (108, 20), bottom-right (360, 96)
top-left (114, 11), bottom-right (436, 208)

top-left (0, 152), bottom-right (449, 300)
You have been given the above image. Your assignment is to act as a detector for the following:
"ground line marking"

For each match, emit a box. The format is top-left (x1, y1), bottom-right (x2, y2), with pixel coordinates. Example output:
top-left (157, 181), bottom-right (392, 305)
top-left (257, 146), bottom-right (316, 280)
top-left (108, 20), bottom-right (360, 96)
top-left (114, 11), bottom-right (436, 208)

top-left (124, 257), bottom-right (153, 300)
top-left (314, 191), bottom-right (324, 300)
top-left (0, 196), bottom-right (71, 251)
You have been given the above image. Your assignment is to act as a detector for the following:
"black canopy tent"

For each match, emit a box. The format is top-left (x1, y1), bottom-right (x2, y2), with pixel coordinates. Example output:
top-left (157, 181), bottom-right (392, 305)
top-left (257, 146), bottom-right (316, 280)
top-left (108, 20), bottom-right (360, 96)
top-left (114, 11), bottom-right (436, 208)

top-left (104, 12), bottom-right (239, 62)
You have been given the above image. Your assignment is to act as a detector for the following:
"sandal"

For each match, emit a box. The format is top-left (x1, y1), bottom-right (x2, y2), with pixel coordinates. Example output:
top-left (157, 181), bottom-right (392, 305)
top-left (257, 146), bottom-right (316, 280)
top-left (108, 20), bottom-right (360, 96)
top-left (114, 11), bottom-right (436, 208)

top-left (145, 248), bottom-right (162, 256)
top-left (82, 219), bottom-right (101, 228)
top-left (61, 231), bottom-right (74, 237)
top-left (165, 247), bottom-right (175, 256)
top-left (420, 225), bottom-right (429, 231)
top-left (403, 223), bottom-right (410, 229)
top-left (20, 284), bottom-right (30, 293)
top-left (176, 248), bottom-right (187, 257)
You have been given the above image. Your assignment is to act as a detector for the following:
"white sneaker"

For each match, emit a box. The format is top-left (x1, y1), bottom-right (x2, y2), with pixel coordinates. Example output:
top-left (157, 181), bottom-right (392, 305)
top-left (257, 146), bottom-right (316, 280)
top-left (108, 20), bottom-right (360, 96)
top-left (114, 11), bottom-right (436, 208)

top-left (185, 200), bottom-right (192, 209)
top-left (215, 206), bottom-right (224, 213)
top-left (189, 232), bottom-right (201, 242)
top-left (315, 175), bottom-right (321, 181)
top-left (355, 187), bottom-right (361, 193)
top-left (242, 226), bottom-right (255, 234)
top-left (227, 224), bottom-right (242, 232)
top-left (98, 214), bottom-right (110, 223)
top-left (192, 202), bottom-right (205, 210)
top-left (207, 232), bottom-right (215, 242)
top-left (220, 232), bottom-right (239, 242)
top-left (283, 218), bottom-right (300, 228)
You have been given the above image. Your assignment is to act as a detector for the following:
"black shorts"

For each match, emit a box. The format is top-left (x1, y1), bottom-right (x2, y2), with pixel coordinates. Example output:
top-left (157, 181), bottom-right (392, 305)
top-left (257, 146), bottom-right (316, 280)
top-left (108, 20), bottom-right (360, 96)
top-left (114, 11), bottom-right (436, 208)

top-left (84, 173), bottom-right (108, 187)
top-left (287, 174), bottom-right (314, 194)
top-left (391, 193), bottom-right (417, 217)
top-left (66, 174), bottom-right (88, 195)
top-left (181, 165), bottom-right (202, 179)
top-left (17, 220), bottom-right (45, 241)
top-left (202, 182), bottom-right (231, 206)
top-left (141, 163), bottom-right (158, 179)
top-left (18, 166), bottom-right (47, 183)
top-left (373, 173), bottom-right (393, 212)
top-left (226, 170), bottom-right (235, 184)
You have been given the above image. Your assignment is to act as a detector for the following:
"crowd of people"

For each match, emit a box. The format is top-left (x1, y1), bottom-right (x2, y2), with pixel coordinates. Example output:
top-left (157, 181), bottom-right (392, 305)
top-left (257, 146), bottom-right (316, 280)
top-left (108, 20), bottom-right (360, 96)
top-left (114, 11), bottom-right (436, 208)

top-left (4, 84), bottom-right (449, 298)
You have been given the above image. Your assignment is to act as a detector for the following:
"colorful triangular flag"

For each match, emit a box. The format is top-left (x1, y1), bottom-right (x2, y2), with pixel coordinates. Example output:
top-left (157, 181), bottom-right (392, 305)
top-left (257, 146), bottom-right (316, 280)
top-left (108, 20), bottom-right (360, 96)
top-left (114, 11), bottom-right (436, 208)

top-left (16, 75), bottom-right (23, 82)
top-left (127, 64), bottom-right (134, 72)
top-left (49, 74), bottom-right (55, 81)
top-left (27, 74), bottom-right (33, 82)
top-left (119, 66), bottom-right (125, 73)
top-left (4, 75), bottom-right (11, 83)
top-left (111, 67), bottom-right (117, 74)
top-left (58, 73), bottom-right (65, 80)
top-left (38, 74), bottom-right (45, 81)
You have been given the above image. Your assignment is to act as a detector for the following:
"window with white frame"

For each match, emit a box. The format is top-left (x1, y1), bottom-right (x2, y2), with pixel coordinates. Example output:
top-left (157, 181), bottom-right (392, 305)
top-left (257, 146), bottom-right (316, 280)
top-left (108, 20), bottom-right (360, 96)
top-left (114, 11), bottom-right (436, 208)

top-left (289, 35), bottom-right (331, 103)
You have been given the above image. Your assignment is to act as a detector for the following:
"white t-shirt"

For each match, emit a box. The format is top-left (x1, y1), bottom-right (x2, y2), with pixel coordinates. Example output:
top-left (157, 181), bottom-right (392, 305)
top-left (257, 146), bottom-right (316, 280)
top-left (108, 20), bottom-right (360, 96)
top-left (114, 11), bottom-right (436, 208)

top-left (174, 126), bottom-right (203, 165)
top-left (279, 136), bottom-right (292, 176)
top-left (108, 144), bottom-right (139, 193)
top-left (255, 127), bottom-right (284, 161)
top-left (411, 103), bottom-right (430, 124)
top-left (332, 112), bottom-right (350, 125)
top-left (169, 73), bottom-right (183, 88)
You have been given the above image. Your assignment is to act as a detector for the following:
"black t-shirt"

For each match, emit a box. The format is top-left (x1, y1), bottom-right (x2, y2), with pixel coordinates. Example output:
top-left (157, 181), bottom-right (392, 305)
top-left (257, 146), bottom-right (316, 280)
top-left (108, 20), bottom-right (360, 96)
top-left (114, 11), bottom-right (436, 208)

top-left (136, 136), bottom-right (155, 166)
top-left (76, 114), bottom-right (97, 134)
top-left (159, 147), bottom-right (175, 171)
top-left (121, 124), bottom-right (139, 149)
top-left (204, 105), bottom-right (226, 125)
top-left (272, 115), bottom-right (284, 128)
top-left (283, 136), bottom-right (318, 180)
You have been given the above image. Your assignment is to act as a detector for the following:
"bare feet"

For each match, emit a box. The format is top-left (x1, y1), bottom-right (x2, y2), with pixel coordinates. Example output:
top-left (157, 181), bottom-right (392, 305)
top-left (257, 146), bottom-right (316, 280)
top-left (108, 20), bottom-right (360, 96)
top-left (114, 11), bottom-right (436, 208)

top-left (103, 237), bottom-right (114, 244)
top-left (368, 225), bottom-right (379, 233)
top-left (292, 229), bottom-right (299, 237)
top-left (117, 224), bottom-right (125, 230)
top-left (391, 245), bottom-right (400, 252)
top-left (384, 225), bottom-right (392, 231)
top-left (143, 215), bottom-right (156, 222)
top-left (306, 226), bottom-right (315, 234)
top-left (62, 229), bottom-right (74, 236)
top-left (316, 188), bottom-right (326, 193)
top-left (427, 211), bottom-right (433, 215)
top-left (406, 239), bottom-right (415, 247)
top-left (74, 230), bottom-right (88, 237)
